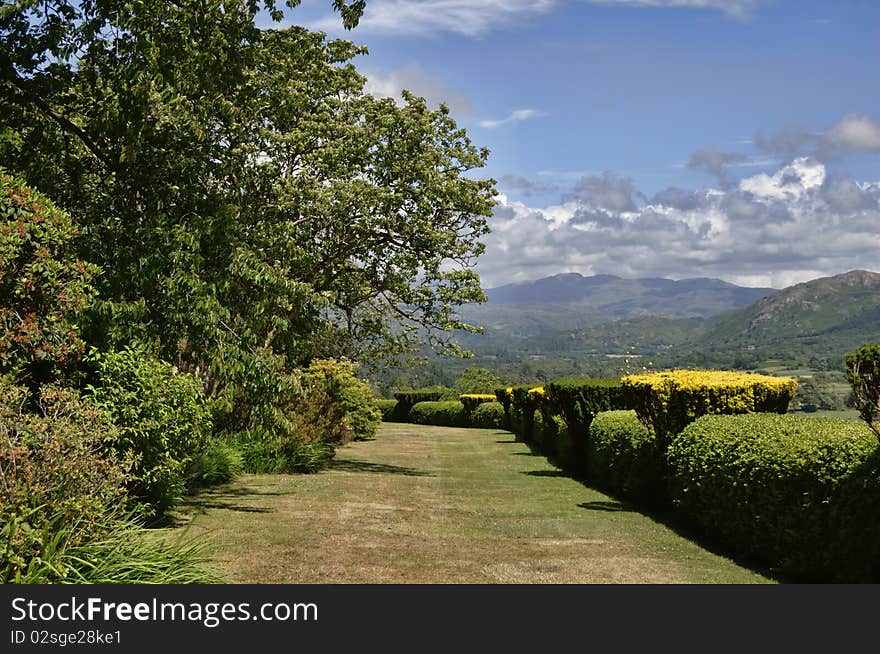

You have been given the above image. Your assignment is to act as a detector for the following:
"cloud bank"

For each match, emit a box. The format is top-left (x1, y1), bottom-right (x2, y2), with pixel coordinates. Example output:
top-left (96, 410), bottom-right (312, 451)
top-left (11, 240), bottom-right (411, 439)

top-left (477, 158), bottom-right (880, 289)
top-left (363, 64), bottom-right (472, 113)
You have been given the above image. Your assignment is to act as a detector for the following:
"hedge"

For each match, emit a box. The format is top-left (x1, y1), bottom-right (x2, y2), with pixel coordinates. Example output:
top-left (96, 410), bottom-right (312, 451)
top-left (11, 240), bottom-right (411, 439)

top-left (408, 401), bottom-right (468, 428)
top-left (622, 370), bottom-right (797, 447)
top-left (459, 393), bottom-right (497, 413)
top-left (667, 413), bottom-right (880, 581)
top-left (470, 401), bottom-right (505, 428)
top-left (545, 378), bottom-right (630, 473)
top-left (587, 411), bottom-right (666, 507)
top-left (392, 388), bottom-right (449, 421)
top-left (846, 342), bottom-right (880, 440)
top-left (509, 385), bottom-right (541, 443)
top-left (374, 399), bottom-right (398, 421)
top-left (494, 387), bottom-right (513, 429)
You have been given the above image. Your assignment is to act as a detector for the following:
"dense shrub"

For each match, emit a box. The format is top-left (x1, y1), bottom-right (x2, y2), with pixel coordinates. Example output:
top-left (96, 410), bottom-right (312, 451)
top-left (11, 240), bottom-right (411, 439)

top-left (470, 401), bottom-right (505, 428)
top-left (545, 378), bottom-right (629, 435)
top-left (668, 413), bottom-right (880, 581)
top-left (588, 411), bottom-right (666, 507)
top-left (235, 428), bottom-right (336, 474)
top-left (374, 399), bottom-right (398, 421)
top-left (509, 385), bottom-right (542, 442)
top-left (494, 386), bottom-right (513, 429)
top-left (0, 380), bottom-right (127, 581)
top-left (304, 358), bottom-right (381, 441)
top-left (187, 440), bottom-right (243, 488)
top-left (392, 387), bottom-right (451, 421)
top-left (408, 400), bottom-right (468, 427)
top-left (88, 348), bottom-right (214, 517)
top-left (0, 171), bottom-right (98, 382)
top-left (622, 369), bottom-right (797, 447)
top-left (846, 343), bottom-right (880, 440)
top-left (459, 393), bottom-right (497, 412)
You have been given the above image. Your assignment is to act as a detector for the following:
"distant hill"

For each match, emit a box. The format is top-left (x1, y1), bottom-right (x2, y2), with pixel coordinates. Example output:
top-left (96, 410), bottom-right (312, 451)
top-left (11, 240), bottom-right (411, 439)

top-left (458, 273), bottom-right (773, 337)
top-left (487, 270), bottom-right (880, 368)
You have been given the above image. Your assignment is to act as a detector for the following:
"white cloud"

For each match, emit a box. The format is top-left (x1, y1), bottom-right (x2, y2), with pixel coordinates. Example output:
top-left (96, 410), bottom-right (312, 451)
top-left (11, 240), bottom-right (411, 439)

top-left (582, 0), bottom-right (762, 19)
top-left (479, 108), bottom-right (544, 129)
top-left (311, 0), bottom-right (556, 37)
top-left (475, 160), bottom-right (880, 288)
top-left (362, 63), bottom-right (471, 113)
top-left (822, 114), bottom-right (880, 153)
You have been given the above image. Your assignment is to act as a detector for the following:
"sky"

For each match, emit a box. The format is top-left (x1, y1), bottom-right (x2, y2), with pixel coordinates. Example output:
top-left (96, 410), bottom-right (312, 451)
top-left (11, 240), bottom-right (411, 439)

top-left (281, 0), bottom-right (879, 289)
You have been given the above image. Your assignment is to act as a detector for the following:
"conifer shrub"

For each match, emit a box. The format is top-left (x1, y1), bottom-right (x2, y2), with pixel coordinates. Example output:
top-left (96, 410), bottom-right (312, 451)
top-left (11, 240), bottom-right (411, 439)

top-left (846, 343), bottom-right (880, 441)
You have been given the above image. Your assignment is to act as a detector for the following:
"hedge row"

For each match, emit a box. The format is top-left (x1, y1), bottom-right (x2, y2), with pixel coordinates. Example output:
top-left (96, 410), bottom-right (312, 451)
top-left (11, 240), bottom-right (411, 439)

top-left (621, 370), bottom-right (797, 447)
top-left (668, 413), bottom-right (880, 581)
top-left (375, 395), bottom-right (505, 429)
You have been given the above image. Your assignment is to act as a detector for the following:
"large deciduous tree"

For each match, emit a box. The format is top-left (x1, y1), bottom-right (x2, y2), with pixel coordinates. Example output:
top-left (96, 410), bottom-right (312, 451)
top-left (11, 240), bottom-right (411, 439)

top-left (1, 1), bottom-right (496, 431)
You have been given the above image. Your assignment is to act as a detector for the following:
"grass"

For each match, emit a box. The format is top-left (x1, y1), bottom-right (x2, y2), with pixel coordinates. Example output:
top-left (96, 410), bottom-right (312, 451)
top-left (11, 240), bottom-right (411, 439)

top-left (170, 423), bottom-right (771, 583)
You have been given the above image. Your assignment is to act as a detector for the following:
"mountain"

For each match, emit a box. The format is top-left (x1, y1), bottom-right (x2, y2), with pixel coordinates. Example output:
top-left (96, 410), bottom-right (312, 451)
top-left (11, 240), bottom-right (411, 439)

top-left (487, 270), bottom-right (880, 369)
top-left (457, 272), bottom-right (773, 337)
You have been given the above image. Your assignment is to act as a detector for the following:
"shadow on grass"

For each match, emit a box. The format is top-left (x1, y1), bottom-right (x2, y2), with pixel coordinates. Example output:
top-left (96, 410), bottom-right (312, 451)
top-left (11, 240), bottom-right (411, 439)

top-left (523, 470), bottom-right (567, 478)
top-left (330, 459), bottom-right (434, 477)
top-left (578, 500), bottom-right (633, 513)
top-left (495, 439), bottom-right (518, 444)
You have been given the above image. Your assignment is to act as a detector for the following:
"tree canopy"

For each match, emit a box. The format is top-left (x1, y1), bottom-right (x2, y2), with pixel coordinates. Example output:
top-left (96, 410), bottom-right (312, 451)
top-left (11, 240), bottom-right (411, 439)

top-left (1, 1), bottom-right (496, 430)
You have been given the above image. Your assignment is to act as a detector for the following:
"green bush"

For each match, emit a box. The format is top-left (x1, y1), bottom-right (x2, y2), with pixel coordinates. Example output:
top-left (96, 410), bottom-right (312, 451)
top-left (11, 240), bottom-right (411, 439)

top-left (459, 393), bottom-right (498, 413)
top-left (846, 343), bottom-right (880, 441)
top-left (408, 400), bottom-right (468, 427)
top-left (509, 385), bottom-right (541, 442)
top-left (668, 413), bottom-right (880, 581)
top-left (470, 401), bottom-right (505, 428)
top-left (305, 358), bottom-right (381, 441)
top-left (234, 428), bottom-right (335, 474)
top-left (187, 440), bottom-right (243, 488)
top-left (392, 387), bottom-right (451, 421)
top-left (0, 380), bottom-right (127, 581)
top-left (588, 411), bottom-right (666, 507)
top-left (88, 348), bottom-right (214, 517)
top-left (0, 171), bottom-right (98, 383)
top-left (494, 387), bottom-right (513, 429)
top-left (545, 378), bottom-right (628, 436)
top-left (622, 369), bottom-right (797, 448)
top-left (453, 367), bottom-right (502, 395)
top-left (374, 399), bottom-right (398, 421)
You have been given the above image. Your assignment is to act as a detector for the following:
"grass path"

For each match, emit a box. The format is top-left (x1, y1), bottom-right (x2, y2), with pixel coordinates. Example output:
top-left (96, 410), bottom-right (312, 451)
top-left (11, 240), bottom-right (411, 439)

top-left (173, 423), bottom-right (771, 583)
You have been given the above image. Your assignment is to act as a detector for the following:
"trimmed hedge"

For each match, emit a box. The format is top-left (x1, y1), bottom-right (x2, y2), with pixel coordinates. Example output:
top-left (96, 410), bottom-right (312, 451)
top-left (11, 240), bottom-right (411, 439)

top-left (374, 399), bottom-right (398, 421)
top-left (588, 411), bottom-right (665, 507)
top-left (668, 413), bottom-right (880, 581)
top-left (494, 387), bottom-right (513, 429)
top-left (622, 369), bottom-right (797, 447)
top-left (408, 401), bottom-right (468, 428)
top-left (459, 393), bottom-right (497, 413)
top-left (509, 385), bottom-right (542, 443)
top-left (545, 378), bottom-right (629, 472)
top-left (392, 388), bottom-right (449, 421)
top-left (470, 401), bottom-right (505, 428)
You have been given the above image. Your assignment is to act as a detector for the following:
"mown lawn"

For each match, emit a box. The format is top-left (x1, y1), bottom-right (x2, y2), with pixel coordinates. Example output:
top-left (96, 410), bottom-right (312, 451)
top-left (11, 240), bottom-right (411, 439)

top-left (172, 423), bottom-right (771, 583)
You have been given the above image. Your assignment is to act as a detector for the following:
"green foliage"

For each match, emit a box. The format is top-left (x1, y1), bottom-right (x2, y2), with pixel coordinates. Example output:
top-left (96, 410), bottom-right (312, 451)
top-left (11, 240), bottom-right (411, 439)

top-left (88, 348), bottom-right (214, 517)
top-left (846, 343), bottom-right (880, 441)
top-left (374, 398), bottom-right (398, 421)
top-left (304, 358), bottom-right (381, 441)
top-left (235, 429), bottom-right (336, 475)
top-left (668, 413), bottom-right (880, 581)
top-left (588, 411), bottom-right (666, 508)
top-left (469, 401), bottom-right (505, 428)
top-left (0, 379), bottom-right (128, 581)
top-left (187, 440), bottom-right (243, 489)
top-left (1, 3), bottom-right (496, 436)
top-left (454, 367), bottom-right (503, 394)
top-left (545, 378), bottom-right (628, 435)
top-left (408, 401), bottom-right (468, 428)
top-left (509, 385), bottom-right (542, 443)
top-left (392, 387), bottom-right (450, 421)
top-left (622, 369), bottom-right (797, 448)
top-left (0, 171), bottom-right (98, 383)
top-left (459, 393), bottom-right (497, 412)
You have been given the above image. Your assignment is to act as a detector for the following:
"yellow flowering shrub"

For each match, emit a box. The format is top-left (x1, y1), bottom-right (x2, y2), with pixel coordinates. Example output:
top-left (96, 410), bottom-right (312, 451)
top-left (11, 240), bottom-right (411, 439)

top-left (621, 369), bottom-right (797, 446)
top-left (459, 393), bottom-right (499, 412)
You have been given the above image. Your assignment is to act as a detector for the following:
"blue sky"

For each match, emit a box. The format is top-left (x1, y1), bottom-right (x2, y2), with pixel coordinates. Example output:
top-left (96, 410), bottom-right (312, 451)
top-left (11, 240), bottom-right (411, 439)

top-left (281, 1), bottom-right (880, 288)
